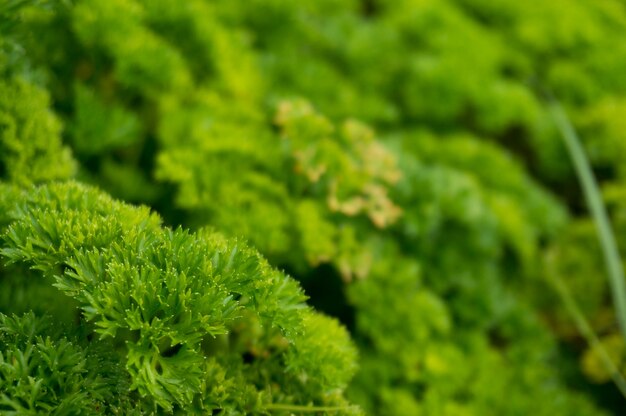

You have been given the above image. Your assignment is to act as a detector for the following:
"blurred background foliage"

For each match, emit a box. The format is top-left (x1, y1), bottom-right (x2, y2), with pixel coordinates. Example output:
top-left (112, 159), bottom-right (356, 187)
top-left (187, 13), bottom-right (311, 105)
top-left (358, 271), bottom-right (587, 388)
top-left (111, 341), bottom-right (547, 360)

top-left (2, 0), bottom-right (626, 413)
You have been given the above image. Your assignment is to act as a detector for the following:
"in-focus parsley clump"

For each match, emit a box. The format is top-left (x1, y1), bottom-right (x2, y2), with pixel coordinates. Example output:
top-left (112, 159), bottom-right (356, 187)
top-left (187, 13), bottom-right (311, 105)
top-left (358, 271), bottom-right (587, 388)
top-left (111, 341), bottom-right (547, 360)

top-left (0, 182), bottom-right (359, 414)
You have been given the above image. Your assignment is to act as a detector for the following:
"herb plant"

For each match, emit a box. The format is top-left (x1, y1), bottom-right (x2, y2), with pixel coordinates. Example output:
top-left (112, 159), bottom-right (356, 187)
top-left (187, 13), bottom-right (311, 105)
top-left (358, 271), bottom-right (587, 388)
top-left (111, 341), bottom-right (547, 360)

top-left (2, 0), bottom-right (626, 414)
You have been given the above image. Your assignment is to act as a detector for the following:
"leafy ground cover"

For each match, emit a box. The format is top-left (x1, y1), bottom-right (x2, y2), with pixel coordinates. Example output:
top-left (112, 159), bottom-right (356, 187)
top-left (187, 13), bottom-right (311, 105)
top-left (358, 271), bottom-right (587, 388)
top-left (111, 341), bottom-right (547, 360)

top-left (1, 0), bottom-right (626, 414)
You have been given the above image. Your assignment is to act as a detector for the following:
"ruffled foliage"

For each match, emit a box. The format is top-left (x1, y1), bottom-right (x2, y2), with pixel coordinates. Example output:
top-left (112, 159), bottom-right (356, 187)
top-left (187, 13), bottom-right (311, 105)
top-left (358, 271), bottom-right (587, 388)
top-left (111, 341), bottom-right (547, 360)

top-left (0, 182), bottom-right (358, 414)
top-left (2, 0), bottom-right (626, 414)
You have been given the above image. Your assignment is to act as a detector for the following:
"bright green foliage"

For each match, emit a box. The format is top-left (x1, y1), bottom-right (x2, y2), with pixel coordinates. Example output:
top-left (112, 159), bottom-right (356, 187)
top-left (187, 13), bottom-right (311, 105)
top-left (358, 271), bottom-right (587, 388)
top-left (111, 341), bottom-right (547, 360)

top-left (219, 0), bottom-right (626, 182)
top-left (0, 312), bottom-right (132, 415)
top-left (0, 78), bottom-right (76, 185)
top-left (70, 83), bottom-right (141, 156)
top-left (342, 207), bottom-right (587, 414)
top-left (0, 182), bottom-right (358, 414)
top-left (2, 0), bottom-right (626, 414)
top-left (156, 97), bottom-right (401, 277)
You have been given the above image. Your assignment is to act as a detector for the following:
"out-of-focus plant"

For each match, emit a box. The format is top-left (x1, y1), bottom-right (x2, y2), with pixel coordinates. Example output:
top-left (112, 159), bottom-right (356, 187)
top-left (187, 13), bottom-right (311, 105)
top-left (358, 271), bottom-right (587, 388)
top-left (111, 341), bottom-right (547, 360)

top-left (3, 0), bottom-right (626, 414)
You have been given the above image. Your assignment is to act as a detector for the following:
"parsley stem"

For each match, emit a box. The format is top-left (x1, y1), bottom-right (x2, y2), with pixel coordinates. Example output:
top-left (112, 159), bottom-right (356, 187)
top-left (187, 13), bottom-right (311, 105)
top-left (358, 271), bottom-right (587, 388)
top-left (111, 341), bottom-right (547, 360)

top-left (265, 403), bottom-right (353, 413)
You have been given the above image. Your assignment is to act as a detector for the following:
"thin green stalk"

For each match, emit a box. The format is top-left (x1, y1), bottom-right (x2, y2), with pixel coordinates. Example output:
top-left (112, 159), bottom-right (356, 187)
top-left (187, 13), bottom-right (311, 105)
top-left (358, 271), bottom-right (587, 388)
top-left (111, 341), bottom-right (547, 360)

top-left (548, 266), bottom-right (626, 398)
top-left (265, 403), bottom-right (355, 413)
top-left (549, 101), bottom-right (626, 341)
